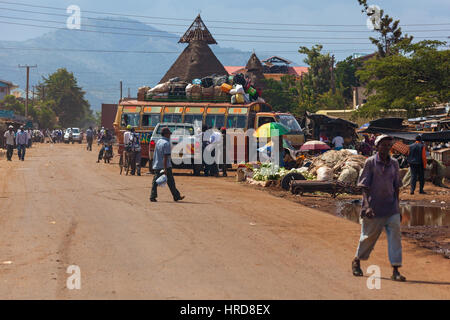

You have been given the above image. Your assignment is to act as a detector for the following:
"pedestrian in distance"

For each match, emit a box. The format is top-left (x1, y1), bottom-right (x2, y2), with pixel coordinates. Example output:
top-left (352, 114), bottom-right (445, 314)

top-left (332, 134), bottom-right (344, 151)
top-left (4, 125), bottom-right (15, 161)
top-left (352, 134), bottom-right (406, 282)
top-left (221, 127), bottom-right (227, 177)
top-left (209, 129), bottom-right (222, 177)
top-left (86, 126), bottom-right (94, 151)
top-left (130, 128), bottom-right (142, 176)
top-left (407, 135), bottom-right (427, 195)
top-left (150, 127), bottom-right (184, 202)
top-left (97, 129), bottom-right (113, 163)
top-left (16, 126), bottom-right (29, 161)
top-left (27, 129), bottom-right (32, 148)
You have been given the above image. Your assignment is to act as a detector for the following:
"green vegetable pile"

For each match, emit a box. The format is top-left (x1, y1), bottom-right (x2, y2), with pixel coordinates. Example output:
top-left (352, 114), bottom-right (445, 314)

top-left (251, 163), bottom-right (317, 181)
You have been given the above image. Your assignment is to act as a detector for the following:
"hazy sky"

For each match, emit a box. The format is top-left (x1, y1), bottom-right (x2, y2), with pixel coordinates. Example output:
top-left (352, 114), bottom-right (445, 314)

top-left (0, 0), bottom-right (449, 63)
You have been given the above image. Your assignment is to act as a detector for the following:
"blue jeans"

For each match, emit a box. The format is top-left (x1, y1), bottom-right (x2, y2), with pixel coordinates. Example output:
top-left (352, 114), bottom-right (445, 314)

top-left (17, 144), bottom-right (26, 160)
top-left (355, 213), bottom-right (402, 267)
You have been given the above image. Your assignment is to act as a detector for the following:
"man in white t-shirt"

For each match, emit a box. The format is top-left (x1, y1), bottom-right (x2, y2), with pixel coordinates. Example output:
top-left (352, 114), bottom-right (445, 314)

top-left (4, 125), bottom-right (15, 161)
top-left (332, 135), bottom-right (344, 151)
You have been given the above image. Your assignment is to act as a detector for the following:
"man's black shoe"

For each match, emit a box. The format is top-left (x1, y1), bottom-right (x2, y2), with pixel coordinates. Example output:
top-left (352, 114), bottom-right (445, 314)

top-left (352, 258), bottom-right (363, 277)
top-left (174, 196), bottom-right (185, 202)
top-left (419, 191), bottom-right (426, 194)
top-left (410, 191), bottom-right (414, 195)
top-left (150, 198), bottom-right (157, 202)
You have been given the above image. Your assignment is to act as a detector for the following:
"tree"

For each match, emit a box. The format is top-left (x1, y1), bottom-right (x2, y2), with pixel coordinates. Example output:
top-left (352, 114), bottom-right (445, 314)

top-left (263, 76), bottom-right (300, 114)
top-left (34, 100), bottom-right (58, 129)
top-left (335, 56), bottom-right (362, 104)
top-left (0, 95), bottom-right (25, 115)
top-left (298, 45), bottom-right (333, 96)
top-left (356, 40), bottom-right (450, 117)
top-left (37, 68), bottom-right (91, 127)
top-left (358, 0), bottom-right (413, 57)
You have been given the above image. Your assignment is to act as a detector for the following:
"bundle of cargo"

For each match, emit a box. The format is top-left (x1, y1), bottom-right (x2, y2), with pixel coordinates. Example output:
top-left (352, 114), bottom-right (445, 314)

top-left (144, 72), bottom-right (264, 103)
top-left (146, 82), bottom-right (170, 100)
top-left (168, 82), bottom-right (188, 99)
top-left (307, 150), bottom-right (367, 185)
top-left (137, 86), bottom-right (150, 101)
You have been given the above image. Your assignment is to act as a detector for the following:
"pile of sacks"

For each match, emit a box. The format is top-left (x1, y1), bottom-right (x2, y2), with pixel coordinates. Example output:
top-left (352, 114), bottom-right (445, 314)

top-left (142, 74), bottom-right (265, 104)
top-left (307, 150), bottom-right (367, 185)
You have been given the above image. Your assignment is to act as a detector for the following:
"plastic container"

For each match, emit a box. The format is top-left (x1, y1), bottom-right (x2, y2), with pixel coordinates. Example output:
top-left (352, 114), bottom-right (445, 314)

top-left (221, 83), bottom-right (232, 93)
top-left (247, 86), bottom-right (257, 96)
top-left (156, 171), bottom-right (167, 186)
top-left (235, 93), bottom-right (245, 104)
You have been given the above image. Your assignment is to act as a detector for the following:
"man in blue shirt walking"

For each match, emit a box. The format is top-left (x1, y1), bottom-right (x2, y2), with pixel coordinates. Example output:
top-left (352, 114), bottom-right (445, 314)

top-left (150, 127), bottom-right (184, 202)
top-left (16, 126), bottom-right (29, 161)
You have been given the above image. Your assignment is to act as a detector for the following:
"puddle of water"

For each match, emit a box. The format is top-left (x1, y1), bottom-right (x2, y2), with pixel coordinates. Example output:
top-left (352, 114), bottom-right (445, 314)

top-left (337, 201), bottom-right (450, 227)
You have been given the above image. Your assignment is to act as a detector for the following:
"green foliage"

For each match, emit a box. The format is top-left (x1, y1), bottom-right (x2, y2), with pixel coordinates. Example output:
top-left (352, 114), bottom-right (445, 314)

top-left (335, 56), bottom-right (362, 104)
top-left (37, 68), bottom-right (91, 127)
top-left (299, 45), bottom-right (332, 96)
top-left (356, 40), bottom-right (449, 117)
top-left (0, 95), bottom-right (25, 115)
top-left (263, 76), bottom-right (300, 114)
top-left (34, 101), bottom-right (58, 129)
top-left (263, 46), bottom-right (352, 114)
top-left (315, 89), bottom-right (347, 110)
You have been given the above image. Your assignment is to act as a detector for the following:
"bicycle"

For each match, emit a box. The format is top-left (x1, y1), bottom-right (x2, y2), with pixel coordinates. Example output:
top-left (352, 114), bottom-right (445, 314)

top-left (119, 148), bottom-right (133, 175)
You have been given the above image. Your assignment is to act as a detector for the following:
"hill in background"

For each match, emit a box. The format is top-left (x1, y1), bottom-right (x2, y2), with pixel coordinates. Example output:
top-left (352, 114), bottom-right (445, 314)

top-left (0, 17), bottom-right (285, 110)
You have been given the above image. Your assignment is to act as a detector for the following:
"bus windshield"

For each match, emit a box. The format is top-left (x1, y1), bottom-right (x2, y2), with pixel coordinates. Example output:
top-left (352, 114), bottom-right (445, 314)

top-left (142, 114), bottom-right (160, 127)
top-left (226, 115), bottom-right (247, 129)
top-left (121, 113), bottom-right (140, 127)
top-left (277, 115), bottom-right (302, 133)
top-left (163, 114), bottom-right (182, 123)
top-left (206, 114), bottom-right (225, 129)
top-left (184, 114), bottom-right (203, 125)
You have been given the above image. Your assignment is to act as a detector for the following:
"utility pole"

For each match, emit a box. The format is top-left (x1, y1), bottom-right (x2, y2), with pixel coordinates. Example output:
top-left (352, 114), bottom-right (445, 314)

top-left (128, 87), bottom-right (130, 98)
top-left (18, 64), bottom-right (37, 118)
top-left (120, 81), bottom-right (123, 101)
top-left (330, 55), bottom-right (336, 95)
top-left (32, 86), bottom-right (35, 106)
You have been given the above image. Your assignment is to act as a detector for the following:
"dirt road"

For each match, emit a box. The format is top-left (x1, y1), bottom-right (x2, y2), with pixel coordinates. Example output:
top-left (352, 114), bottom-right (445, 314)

top-left (0, 143), bottom-right (448, 299)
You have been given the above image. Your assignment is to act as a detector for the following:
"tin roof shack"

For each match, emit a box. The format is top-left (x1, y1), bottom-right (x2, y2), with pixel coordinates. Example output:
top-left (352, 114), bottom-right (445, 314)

top-left (358, 117), bottom-right (450, 143)
top-left (0, 79), bottom-right (19, 101)
top-left (302, 111), bottom-right (358, 143)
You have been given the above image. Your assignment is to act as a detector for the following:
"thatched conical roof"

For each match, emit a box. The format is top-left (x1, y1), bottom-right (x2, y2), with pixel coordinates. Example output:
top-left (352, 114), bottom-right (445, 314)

top-left (160, 40), bottom-right (227, 83)
top-left (245, 53), bottom-right (266, 90)
top-left (179, 14), bottom-right (217, 44)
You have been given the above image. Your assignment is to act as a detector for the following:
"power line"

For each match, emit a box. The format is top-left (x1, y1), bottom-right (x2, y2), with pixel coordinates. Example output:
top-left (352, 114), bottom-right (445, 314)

top-left (0, 13), bottom-right (448, 40)
top-left (0, 21), bottom-right (381, 44)
top-left (0, 46), bottom-right (376, 54)
top-left (1, 0), bottom-right (449, 27)
top-left (1, 6), bottom-right (449, 34)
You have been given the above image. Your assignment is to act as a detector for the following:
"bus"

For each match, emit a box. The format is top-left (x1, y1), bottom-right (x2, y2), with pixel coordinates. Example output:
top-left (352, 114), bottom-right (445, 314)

top-left (113, 99), bottom-right (305, 167)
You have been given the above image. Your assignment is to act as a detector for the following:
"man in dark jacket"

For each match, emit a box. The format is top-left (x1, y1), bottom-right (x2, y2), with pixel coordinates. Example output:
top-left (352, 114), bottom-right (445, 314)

top-left (407, 135), bottom-right (427, 195)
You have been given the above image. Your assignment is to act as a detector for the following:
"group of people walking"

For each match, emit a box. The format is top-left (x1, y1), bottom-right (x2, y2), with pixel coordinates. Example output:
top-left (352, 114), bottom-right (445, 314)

top-left (3, 125), bottom-right (32, 161)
